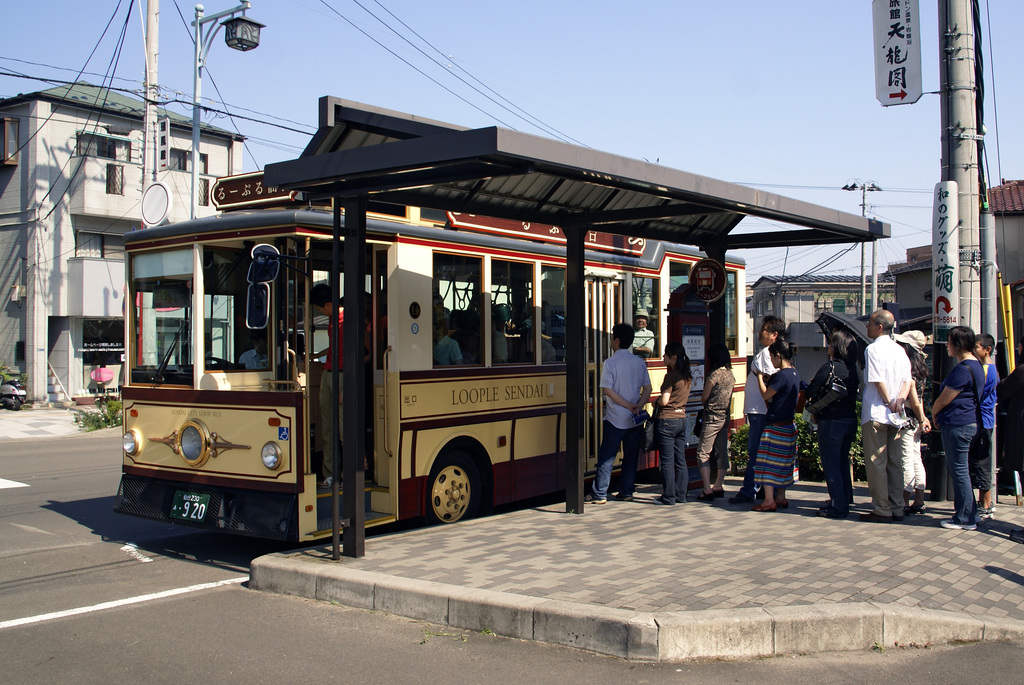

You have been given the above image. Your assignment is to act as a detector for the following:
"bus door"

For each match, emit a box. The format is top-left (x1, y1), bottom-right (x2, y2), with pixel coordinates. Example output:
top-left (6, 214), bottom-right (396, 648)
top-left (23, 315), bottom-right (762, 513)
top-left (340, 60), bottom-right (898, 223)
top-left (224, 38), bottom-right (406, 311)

top-left (370, 245), bottom-right (390, 489)
top-left (584, 273), bottom-right (622, 471)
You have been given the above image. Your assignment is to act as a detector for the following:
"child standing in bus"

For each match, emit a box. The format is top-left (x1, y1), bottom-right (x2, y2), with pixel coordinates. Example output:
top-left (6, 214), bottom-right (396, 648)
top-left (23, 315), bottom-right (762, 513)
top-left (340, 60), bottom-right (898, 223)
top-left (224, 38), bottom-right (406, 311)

top-left (585, 323), bottom-right (652, 504)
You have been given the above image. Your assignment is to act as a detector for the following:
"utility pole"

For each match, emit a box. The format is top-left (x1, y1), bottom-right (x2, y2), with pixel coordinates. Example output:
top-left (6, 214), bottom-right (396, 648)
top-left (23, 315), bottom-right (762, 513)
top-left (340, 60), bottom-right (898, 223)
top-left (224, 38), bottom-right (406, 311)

top-left (842, 181), bottom-right (882, 314)
top-left (142, 0), bottom-right (159, 184)
top-left (939, 0), bottom-right (981, 331)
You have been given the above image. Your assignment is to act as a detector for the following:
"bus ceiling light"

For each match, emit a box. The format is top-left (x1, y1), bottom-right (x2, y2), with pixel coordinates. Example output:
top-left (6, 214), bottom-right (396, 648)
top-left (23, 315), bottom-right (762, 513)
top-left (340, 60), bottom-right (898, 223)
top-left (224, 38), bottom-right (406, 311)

top-left (123, 429), bottom-right (140, 456)
top-left (260, 441), bottom-right (282, 470)
top-left (178, 419), bottom-right (212, 467)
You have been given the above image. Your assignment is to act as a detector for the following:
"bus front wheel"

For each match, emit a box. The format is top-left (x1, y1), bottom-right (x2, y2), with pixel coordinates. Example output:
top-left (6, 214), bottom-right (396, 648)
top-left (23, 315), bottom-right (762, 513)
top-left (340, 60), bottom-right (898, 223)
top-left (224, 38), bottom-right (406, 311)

top-left (427, 451), bottom-right (482, 524)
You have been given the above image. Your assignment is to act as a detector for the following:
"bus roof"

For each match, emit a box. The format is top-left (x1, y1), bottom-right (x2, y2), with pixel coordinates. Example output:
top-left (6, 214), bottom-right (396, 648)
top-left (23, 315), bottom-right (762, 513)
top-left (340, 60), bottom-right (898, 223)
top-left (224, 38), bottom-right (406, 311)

top-left (122, 207), bottom-right (746, 269)
top-left (264, 97), bottom-right (887, 252)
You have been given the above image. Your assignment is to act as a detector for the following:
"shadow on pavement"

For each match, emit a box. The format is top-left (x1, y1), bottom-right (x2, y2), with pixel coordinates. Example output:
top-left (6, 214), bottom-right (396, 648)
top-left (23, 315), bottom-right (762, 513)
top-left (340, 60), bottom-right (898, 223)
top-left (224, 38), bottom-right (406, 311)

top-left (42, 495), bottom-right (292, 572)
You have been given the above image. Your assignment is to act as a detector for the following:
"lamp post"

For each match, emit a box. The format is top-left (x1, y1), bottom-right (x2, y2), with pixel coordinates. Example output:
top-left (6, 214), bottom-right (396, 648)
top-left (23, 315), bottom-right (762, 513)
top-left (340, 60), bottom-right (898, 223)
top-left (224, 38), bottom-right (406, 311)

top-left (842, 181), bottom-right (882, 314)
top-left (190, 1), bottom-right (264, 219)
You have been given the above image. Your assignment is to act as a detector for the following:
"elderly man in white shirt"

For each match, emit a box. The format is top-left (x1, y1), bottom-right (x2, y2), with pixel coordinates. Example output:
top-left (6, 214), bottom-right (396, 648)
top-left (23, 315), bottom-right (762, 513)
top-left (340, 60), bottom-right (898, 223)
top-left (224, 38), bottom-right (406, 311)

top-left (860, 309), bottom-right (913, 522)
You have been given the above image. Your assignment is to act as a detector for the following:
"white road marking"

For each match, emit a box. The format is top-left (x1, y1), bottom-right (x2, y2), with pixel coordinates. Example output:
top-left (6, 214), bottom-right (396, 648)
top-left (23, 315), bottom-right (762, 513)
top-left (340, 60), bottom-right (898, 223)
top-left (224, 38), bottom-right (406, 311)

top-left (9, 523), bottom-right (56, 536)
top-left (119, 543), bottom-right (154, 563)
top-left (0, 478), bottom-right (29, 489)
top-left (0, 576), bottom-right (247, 630)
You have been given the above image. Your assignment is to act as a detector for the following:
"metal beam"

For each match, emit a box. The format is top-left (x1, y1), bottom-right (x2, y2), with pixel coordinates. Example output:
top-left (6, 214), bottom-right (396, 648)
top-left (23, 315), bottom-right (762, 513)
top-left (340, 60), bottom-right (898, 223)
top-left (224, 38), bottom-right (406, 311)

top-left (343, 196), bottom-right (367, 558)
top-left (567, 201), bottom-right (727, 226)
top-left (564, 225), bottom-right (586, 515)
top-left (726, 229), bottom-right (879, 250)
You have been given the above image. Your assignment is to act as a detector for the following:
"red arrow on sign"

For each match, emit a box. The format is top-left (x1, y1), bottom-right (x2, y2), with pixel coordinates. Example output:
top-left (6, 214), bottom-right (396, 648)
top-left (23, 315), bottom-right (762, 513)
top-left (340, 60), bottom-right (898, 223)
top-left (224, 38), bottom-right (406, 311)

top-left (888, 90), bottom-right (908, 100)
top-left (935, 296), bottom-right (952, 313)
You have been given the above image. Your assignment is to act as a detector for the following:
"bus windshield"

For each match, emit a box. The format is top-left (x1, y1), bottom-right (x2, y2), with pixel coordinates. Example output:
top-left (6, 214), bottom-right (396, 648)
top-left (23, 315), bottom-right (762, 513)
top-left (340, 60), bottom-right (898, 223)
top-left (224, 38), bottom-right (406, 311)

top-left (130, 249), bottom-right (194, 385)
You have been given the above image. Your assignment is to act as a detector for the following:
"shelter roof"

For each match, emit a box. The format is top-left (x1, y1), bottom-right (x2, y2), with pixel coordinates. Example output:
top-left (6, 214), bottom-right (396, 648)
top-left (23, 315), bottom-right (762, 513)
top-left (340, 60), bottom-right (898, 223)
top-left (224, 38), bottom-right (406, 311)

top-left (265, 97), bottom-right (888, 252)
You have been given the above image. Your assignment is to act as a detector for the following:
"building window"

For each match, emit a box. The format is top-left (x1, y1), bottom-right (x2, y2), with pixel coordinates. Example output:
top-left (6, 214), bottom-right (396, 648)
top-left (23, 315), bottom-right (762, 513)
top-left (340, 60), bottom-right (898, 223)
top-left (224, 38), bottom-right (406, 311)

top-left (77, 132), bottom-right (130, 161)
top-left (168, 148), bottom-right (208, 173)
top-left (833, 298), bottom-right (846, 313)
top-left (198, 178), bottom-right (210, 206)
top-left (631, 275), bottom-right (659, 358)
top-left (491, 259), bottom-right (534, 364)
top-left (106, 164), bottom-right (124, 195)
top-left (2, 117), bottom-right (19, 165)
top-left (76, 232), bottom-right (125, 258)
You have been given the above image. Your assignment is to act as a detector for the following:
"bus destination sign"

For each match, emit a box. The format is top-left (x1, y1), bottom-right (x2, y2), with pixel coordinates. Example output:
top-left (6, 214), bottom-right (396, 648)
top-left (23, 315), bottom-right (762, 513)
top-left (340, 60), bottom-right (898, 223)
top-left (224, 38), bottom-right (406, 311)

top-left (211, 171), bottom-right (297, 211)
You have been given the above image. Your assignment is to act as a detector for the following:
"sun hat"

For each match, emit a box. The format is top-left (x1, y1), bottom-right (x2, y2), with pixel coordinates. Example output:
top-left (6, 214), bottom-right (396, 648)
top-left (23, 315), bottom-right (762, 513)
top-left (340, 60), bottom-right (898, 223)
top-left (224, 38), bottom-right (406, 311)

top-left (893, 329), bottom-right (928, 355)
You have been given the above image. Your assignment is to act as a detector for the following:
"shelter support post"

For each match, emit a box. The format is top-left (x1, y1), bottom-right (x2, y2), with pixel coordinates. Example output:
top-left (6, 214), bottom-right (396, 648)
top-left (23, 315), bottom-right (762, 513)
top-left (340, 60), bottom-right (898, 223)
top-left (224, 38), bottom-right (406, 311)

top-left (343, 197), bottom-right (367, 557)
top-left (330, 202), bottom-right (342, 560)
top-left (564, 225), bottom-right (586, 514)
top-left (703, 244), bottom-right (728, 344)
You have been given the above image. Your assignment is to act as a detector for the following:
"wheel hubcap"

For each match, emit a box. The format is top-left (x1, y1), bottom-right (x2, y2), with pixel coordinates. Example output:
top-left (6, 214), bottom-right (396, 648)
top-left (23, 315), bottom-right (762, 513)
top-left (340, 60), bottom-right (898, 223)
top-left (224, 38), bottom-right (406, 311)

top-left (431, 465), bottom-right (470, 522)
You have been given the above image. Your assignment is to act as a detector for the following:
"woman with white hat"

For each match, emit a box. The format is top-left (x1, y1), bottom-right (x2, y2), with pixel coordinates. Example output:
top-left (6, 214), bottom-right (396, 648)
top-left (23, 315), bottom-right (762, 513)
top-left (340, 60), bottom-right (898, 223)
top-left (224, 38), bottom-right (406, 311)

top-left (893, 329), bottom-right (932, 514)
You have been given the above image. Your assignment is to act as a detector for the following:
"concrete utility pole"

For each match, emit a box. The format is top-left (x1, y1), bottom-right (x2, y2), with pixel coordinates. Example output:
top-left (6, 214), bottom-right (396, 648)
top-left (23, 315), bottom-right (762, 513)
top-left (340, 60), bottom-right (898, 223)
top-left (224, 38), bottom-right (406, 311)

top-left (142, 0), bottom-right (159, 183)
top-left (939, 0), bottom-right (981, 331)
top-left (843, 181), bottom-right (881, 314)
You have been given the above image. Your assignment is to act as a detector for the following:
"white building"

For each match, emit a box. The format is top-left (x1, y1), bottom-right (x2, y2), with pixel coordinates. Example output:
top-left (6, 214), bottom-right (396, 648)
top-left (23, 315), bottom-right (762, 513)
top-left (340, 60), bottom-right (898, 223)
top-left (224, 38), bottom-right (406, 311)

top-left (0, 83), bottom-right (243, 403)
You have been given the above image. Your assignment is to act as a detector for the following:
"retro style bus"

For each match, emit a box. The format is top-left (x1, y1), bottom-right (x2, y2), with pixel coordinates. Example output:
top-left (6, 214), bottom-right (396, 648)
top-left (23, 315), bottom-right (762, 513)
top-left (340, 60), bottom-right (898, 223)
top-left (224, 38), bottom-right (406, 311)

top-left (115, 190), bottom-right (747, 541)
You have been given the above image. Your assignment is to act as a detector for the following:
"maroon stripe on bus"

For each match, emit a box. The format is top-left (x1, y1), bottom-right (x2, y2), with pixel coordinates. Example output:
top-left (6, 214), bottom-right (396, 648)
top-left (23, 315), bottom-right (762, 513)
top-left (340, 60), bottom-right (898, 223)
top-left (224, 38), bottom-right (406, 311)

top-left (399, 476), bottom-right (426, 519)
top-left (122, 465), bottom-right (300, 493)
top-left (400, 365), bottom-right (565, 380)
top-left (401, 406), bottom-right (562, 432)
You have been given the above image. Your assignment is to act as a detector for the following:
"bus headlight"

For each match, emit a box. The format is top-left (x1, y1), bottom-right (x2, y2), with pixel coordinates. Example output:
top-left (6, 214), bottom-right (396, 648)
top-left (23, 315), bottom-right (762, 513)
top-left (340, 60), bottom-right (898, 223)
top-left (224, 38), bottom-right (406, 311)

top-left (123, 429), bottom-right (140, 456)
top-left (177, 419), bottom-right (211, 467)
top-left (260, 442), bottom-right (282, 470)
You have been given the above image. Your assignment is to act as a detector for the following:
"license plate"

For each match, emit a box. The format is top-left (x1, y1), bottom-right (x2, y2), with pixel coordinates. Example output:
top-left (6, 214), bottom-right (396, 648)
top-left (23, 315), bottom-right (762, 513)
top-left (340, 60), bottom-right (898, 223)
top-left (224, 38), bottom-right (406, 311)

top-left (170, 491), bottom-right (210, 522)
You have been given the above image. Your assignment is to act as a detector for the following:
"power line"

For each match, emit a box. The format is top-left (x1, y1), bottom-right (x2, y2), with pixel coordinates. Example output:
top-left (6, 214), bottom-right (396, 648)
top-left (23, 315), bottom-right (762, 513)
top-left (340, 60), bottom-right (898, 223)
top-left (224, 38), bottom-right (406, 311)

top-left (315, 0), bottom-right (519, 130)
top-left (354, 0), bottom-right (586, 146)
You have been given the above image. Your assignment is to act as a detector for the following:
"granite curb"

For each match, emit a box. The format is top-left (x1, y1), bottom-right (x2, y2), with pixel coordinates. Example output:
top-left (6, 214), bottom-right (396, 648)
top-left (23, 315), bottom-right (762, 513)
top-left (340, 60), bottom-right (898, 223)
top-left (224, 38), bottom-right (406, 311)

top-left (249, 552), bottom-right (1024, 662)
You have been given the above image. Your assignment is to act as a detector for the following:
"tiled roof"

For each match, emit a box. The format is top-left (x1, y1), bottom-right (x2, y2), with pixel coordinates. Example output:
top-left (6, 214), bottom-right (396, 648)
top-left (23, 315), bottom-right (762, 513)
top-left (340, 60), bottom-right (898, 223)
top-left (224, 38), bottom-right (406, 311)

top-left (754, 273), bottom-right (894, 286)
top-left (0, 82), bottom-right (241, 140)
top-left (990, 180), bottom-right (1024, 214)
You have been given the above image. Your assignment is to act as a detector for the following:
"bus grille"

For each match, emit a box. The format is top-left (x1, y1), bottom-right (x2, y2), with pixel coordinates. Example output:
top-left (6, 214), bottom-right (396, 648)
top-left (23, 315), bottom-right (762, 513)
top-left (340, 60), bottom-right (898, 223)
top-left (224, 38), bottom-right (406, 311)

top-left (115, 474), bottom-right (298, 540)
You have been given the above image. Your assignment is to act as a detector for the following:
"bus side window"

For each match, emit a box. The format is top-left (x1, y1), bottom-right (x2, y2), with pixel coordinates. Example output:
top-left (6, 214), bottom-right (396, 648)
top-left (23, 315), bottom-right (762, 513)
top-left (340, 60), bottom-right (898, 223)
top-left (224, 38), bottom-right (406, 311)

top-left (433, 252), bottom-right (482, 366)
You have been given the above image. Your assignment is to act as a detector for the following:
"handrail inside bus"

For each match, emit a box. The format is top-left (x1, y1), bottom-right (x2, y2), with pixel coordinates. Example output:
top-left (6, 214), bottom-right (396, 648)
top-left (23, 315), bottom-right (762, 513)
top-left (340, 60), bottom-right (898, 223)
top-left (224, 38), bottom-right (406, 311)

top-left (383, 345), bottom-right (393, 459)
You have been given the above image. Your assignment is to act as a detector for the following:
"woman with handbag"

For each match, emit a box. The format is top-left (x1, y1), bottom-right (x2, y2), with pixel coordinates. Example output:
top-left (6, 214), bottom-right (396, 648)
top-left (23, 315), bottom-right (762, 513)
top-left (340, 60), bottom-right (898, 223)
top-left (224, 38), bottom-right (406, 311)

top-left (653, 342), bottom-right (693, 505)
top-left (696, 344), bottom-right (734, 501)
top-left (806, 330), bottom-right (859, 519)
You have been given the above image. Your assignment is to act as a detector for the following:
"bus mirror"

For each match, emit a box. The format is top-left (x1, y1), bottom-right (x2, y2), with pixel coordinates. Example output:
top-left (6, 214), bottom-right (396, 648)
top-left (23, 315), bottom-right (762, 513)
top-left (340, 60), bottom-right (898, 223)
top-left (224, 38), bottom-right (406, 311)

top-left (246, 283), bottom-right (270, 330)
top-left (248, 244), bottom-right (280, 284)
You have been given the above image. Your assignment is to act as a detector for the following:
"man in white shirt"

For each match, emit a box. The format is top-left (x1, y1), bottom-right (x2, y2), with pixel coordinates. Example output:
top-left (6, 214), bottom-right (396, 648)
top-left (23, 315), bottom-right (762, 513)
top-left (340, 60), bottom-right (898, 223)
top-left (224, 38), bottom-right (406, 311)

top-left (730, 316), bottom-right (786, 503)
top-left (586, 322), bottom-right (652, 503)
top-left (860, 309), bottom-right (913, 522)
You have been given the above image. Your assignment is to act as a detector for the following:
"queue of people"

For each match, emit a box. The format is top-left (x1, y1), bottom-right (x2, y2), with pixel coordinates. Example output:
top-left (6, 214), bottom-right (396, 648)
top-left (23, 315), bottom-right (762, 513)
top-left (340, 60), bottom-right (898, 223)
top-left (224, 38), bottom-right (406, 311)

top-left (588, 311), bottom-right (1008, 534)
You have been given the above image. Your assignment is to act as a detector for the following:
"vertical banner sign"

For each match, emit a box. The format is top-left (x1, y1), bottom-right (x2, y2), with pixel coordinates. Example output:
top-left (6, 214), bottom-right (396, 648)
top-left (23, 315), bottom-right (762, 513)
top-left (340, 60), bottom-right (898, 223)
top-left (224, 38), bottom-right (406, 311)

top-left (873, 0), bottom-right (922, 106)
top-left (932, 181), bottom-right (960, 342)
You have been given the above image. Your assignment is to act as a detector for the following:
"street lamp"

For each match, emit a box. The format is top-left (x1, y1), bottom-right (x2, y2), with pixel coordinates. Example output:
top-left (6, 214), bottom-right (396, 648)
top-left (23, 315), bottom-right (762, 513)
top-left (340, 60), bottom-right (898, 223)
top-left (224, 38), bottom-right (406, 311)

top-left (842, 180), bottom-right (883, 315)
top-left (190, 2), bottom-right (264, 220)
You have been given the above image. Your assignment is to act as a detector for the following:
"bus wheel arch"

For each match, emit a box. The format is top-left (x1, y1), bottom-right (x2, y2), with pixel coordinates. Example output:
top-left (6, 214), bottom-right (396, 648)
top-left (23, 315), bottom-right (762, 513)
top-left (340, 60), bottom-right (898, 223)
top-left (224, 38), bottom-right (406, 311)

top-left (425, 438), bottom-right (491, 524)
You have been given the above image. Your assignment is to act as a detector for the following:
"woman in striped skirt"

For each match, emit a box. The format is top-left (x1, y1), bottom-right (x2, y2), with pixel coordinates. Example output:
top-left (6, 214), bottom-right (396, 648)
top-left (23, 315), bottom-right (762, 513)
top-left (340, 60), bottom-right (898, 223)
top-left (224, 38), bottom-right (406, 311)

top-left (752, 338), bottom-right (800, 512)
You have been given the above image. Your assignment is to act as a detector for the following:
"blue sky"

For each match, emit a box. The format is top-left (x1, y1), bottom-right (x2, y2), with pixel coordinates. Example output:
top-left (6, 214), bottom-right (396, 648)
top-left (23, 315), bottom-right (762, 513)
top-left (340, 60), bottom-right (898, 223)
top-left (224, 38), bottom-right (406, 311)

top-left (3, 1), bottom-right (1021, 279)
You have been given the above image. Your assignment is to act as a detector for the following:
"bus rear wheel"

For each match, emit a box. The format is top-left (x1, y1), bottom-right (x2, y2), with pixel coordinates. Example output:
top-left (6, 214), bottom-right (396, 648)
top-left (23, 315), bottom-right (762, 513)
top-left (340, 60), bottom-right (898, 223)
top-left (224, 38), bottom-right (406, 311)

top-left (427, 451), bottom-right (481, 524)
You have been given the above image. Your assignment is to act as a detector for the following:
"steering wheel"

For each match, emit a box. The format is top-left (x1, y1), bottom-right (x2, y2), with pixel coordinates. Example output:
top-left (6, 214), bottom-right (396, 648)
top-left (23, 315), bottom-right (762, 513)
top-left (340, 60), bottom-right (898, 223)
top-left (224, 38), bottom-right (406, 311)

top-left (205, 356), bottom-right (236, 371)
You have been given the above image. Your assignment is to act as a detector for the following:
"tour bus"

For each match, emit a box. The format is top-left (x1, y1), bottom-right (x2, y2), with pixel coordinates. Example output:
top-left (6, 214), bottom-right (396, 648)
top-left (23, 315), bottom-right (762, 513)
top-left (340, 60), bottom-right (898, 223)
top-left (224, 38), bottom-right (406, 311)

top-left (115, 188), bottom-right (747, 541)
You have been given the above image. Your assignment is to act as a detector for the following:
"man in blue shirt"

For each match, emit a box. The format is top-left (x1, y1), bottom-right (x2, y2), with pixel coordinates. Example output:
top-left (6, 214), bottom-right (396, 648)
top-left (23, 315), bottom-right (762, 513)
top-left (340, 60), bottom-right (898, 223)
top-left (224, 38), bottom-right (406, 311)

top-left (586, 323), bottom-right (652, 504)
top-left (970, 333), bottom-right (999, 518)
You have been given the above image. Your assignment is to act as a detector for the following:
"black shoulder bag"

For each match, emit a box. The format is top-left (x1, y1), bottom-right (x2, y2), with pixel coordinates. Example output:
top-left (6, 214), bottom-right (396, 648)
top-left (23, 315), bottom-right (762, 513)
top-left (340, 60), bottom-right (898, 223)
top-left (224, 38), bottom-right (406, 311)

top-left (805, 361), bottom-right (848, 415)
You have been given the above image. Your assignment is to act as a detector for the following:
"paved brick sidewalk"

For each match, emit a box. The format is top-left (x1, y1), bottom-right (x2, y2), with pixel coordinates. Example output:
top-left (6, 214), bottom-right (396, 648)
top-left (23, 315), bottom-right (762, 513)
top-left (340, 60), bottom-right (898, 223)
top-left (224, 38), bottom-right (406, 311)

top-left (300, 479), bottom-right (1024, 620)
top-left (0, 408), bottom-right (82, 439)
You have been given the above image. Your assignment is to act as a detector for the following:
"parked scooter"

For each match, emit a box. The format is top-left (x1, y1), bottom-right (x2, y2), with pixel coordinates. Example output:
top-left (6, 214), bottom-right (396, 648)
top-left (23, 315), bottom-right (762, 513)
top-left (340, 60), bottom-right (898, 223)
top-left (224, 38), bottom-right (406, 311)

top-left (1, 375), bottom-right (27, 410)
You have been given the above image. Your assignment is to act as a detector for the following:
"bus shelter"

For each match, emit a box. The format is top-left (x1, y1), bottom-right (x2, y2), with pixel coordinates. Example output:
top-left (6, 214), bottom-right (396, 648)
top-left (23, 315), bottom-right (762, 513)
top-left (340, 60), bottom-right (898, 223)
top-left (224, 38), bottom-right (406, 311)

top-left (265, 97), bottom-right (888, 558)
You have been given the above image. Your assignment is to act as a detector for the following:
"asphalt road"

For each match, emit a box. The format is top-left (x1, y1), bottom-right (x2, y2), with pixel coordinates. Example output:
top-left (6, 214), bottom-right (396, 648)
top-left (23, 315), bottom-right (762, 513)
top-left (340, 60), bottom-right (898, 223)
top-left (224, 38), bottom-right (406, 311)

top-left (1, 433), bottom-right (1022, 683)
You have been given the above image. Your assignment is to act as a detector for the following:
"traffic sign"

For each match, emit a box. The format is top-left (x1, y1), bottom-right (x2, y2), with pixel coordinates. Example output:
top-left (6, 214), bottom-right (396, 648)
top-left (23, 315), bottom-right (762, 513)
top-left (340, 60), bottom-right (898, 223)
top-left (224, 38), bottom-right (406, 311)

top-left (873, 0), bottom-right (922, 106)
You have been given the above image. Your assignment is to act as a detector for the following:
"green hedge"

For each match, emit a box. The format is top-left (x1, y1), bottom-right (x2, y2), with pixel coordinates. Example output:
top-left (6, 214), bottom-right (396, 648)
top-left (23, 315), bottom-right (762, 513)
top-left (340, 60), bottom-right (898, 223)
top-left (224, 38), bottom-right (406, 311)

top-left (74, 401), bottom-right (123, 431)
top-left (728, 410), bottom-right (866, 483)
